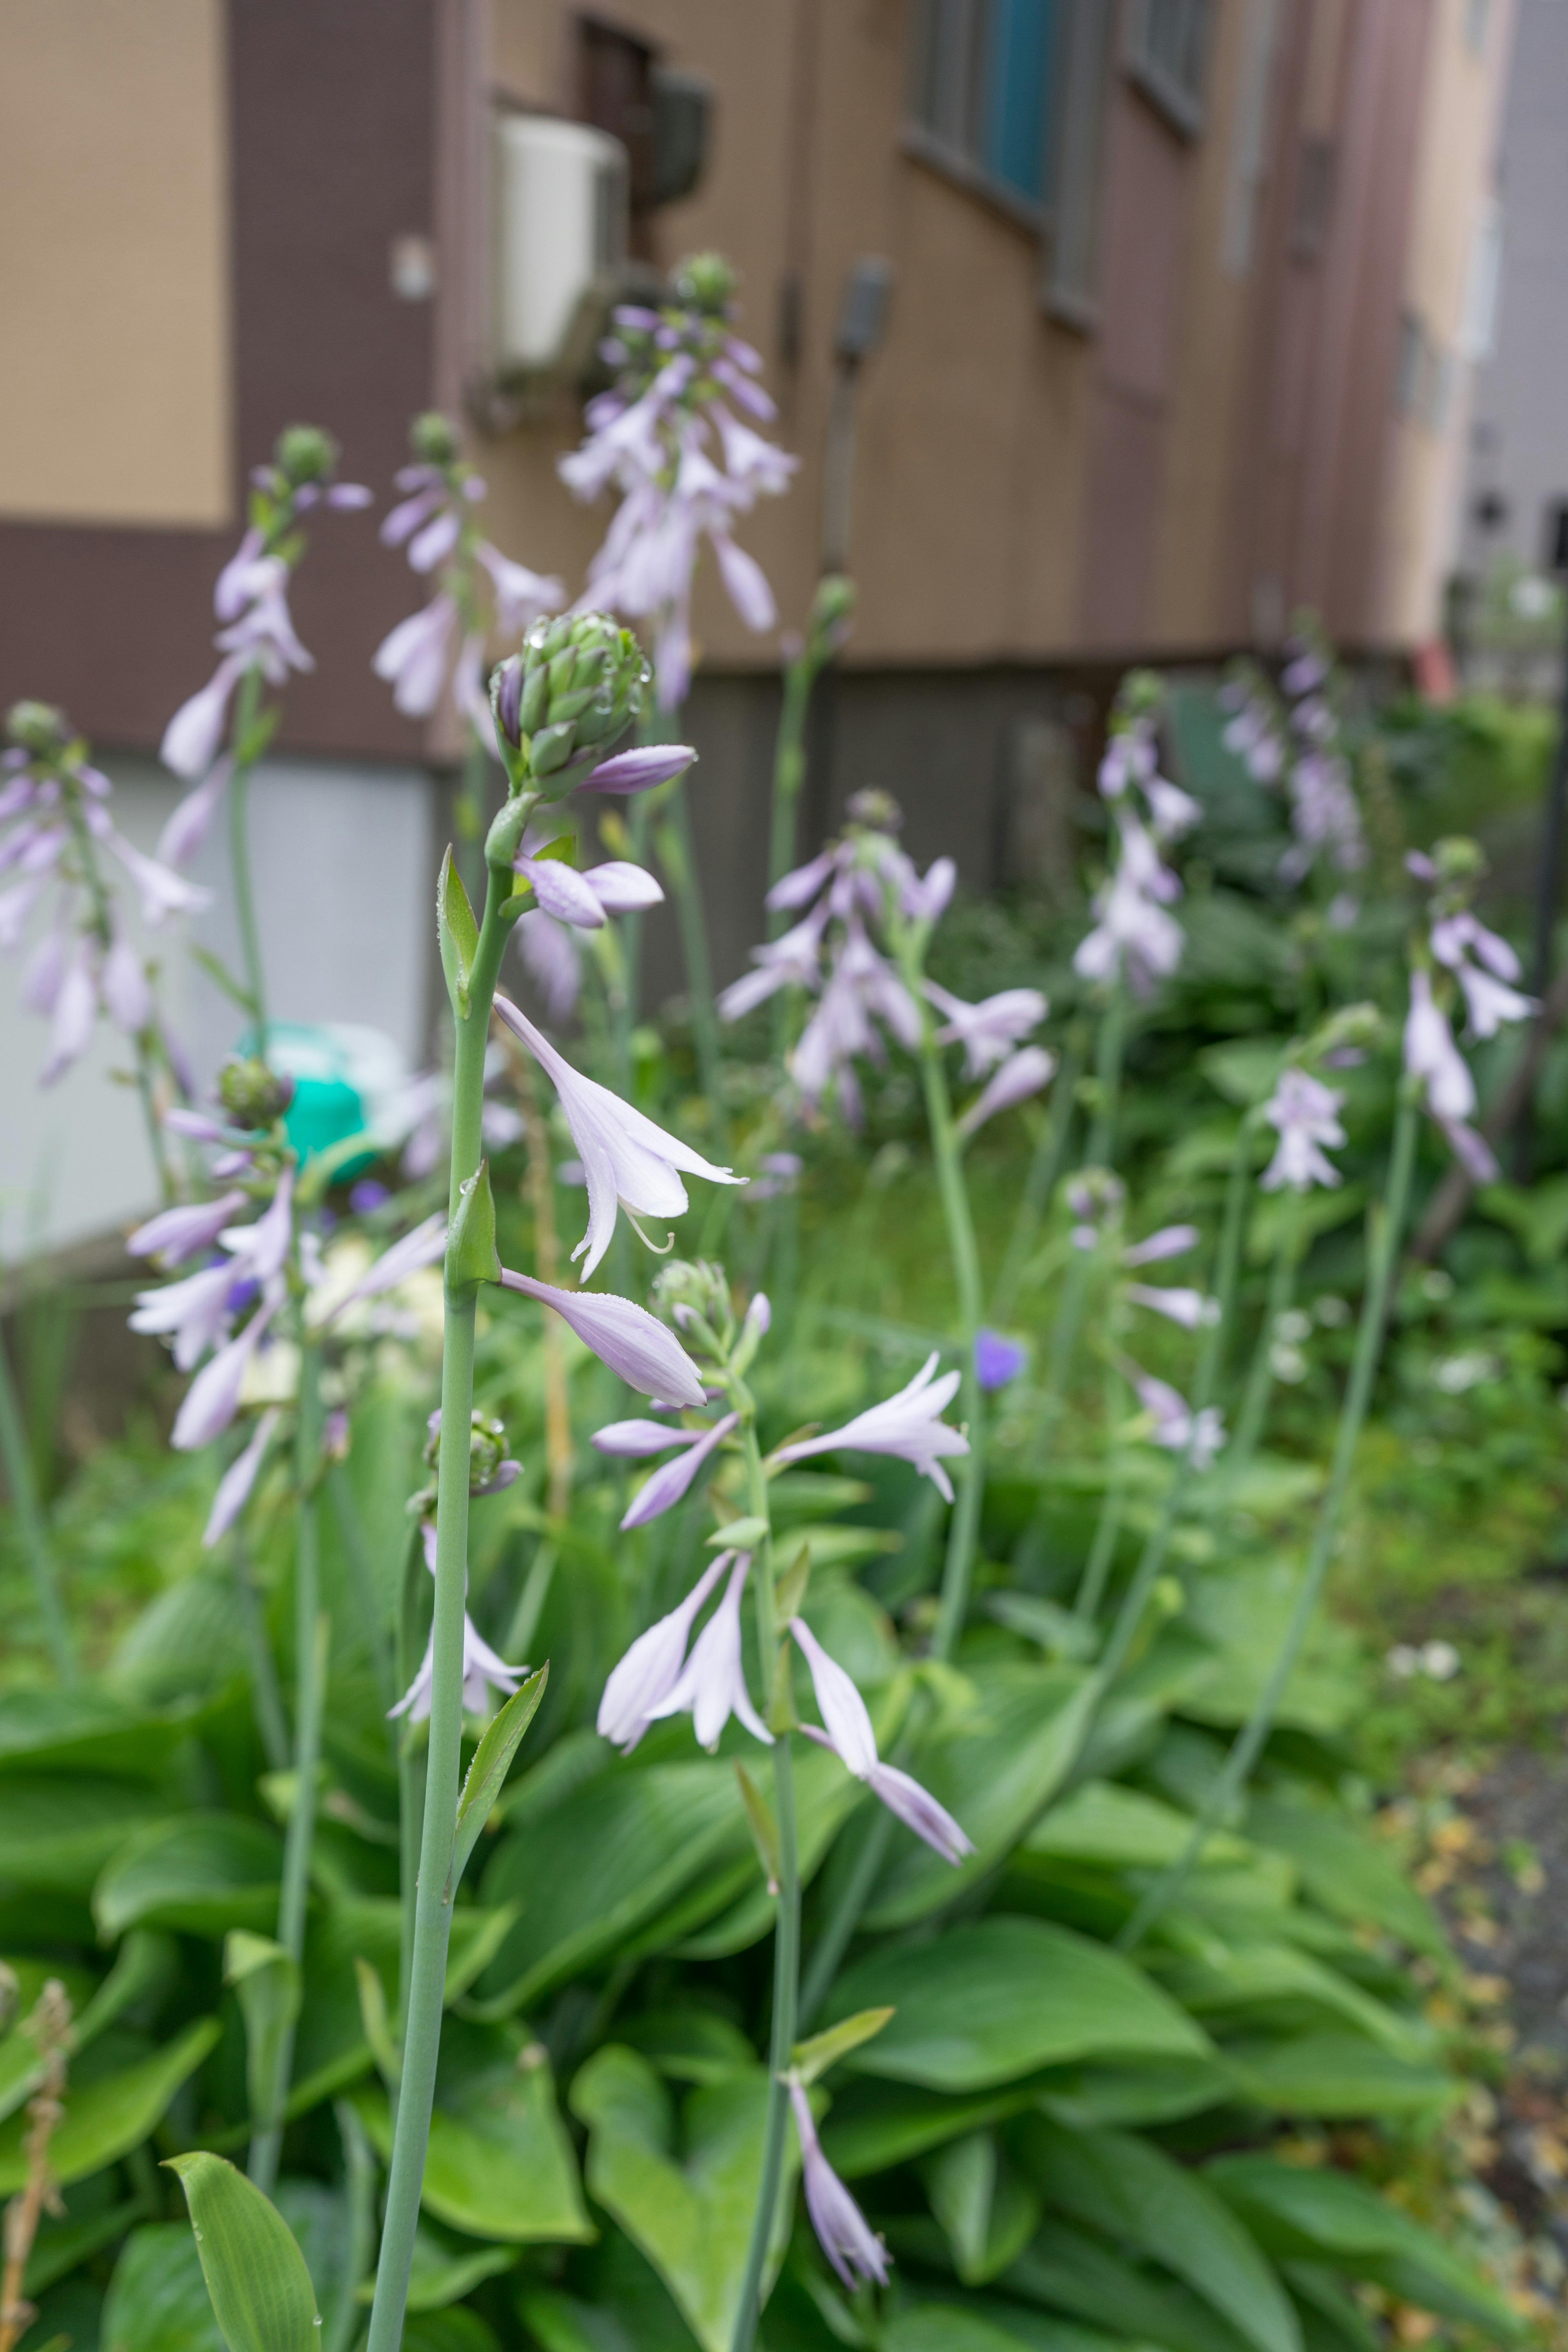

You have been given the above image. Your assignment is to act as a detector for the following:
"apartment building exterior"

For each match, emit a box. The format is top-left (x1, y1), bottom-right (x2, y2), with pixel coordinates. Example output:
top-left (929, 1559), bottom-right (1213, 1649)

top-left (0, 0), bottom-right (1515, 1250)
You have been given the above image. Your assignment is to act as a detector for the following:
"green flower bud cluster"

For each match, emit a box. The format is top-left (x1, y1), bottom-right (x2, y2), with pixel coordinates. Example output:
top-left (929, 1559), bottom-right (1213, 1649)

top-left (410, 411), bottom-right (461, 468)
top-left (1308, 1000), bottom-right (1383, 1064)
top-left (672, 252), bottom-right (737, 316)
top-left (1428, 835), bottom-right (1488, 892)
top-left (274, 424), bottom-right (339, 489)
top-left (490, 612), bottom-right (648, 793)
top-left (5, 701), bottom-right (68, 755)
top-left (218, 1056), bottom-right (295, 1132)
top-left (412, 1410), bottom-right (513, 1519)
top-left (845, 787), bottom-right (902, 837)
top-left (808, 575), bottom-right (856, 655)
top-left (652, 1258), bottom-right (735, 1361)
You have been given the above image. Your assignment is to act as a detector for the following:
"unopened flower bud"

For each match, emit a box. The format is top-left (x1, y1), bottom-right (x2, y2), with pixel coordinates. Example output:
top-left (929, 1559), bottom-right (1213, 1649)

top-left (410, 410), bottom-right (461, 468)
top-left (653, 1257), bottom-right (731, 1339)
top-left (423, 1405), bottom-right (513, 1494)
top-left (6, 700), bottom-right (68, 755)
top-left (846, 788), bottom-right (902, 835)
top-left (511, 611), bottom-right (649, 794)
top-left (1430, 835), bottom-right (1487, 889)
top-left (674, 252), bottom-right (737, 315)
top-left (492, 655), bottom-right (524, 749)
top-left (274, 424), bottom-right (338, 488)
top-left (809, 575), bottom-right (856, 653)
top-left (218, 1056), bottom-right (295, 1131)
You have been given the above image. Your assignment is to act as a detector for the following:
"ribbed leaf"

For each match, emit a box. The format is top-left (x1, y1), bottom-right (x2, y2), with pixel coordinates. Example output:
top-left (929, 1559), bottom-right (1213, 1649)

top-left (94, 1815), bottom-right (283, 1939)
top-left (164, 2153), bottom-right (320, 2352)
top-left (352, 2034), bottom-right (590, 2245)
top-left (100, 2222), bottom-right (225, 2352)
top-left (0, 2018), bottom-right (220, 2191)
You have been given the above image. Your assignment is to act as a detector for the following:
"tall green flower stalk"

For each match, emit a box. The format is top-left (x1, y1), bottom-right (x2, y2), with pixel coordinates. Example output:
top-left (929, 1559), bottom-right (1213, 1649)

top-left (0, 1325), bottom-right (72, 1682)
top-left (1119, 1089), bottom-right (1419, 1950)
top-left (1044, 981), bottom-right (1127, 1414)
top-left (365, 613), bottom-right (650, 2352)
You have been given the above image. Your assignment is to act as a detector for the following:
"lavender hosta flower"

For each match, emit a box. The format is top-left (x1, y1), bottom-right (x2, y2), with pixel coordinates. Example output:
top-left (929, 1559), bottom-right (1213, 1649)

top-left (498, 1268), bottom-right (706, 1406)
top-left (391, 1613), bottom-right (525, 1724)
top-left (202, 1408), bottom-right (280, 1549)
top-left (955, 1046), bottom-right (1056, 1143)
top-left (647, 1551), bottom-right (773, 1750)
top-left (788, 925), bottom-right (922, 1122)
top-left (787, 2076), bottom-right (891, 2291)
top-left (789, 1617), bottom-right (973, 1865)
top-left (592, 1408), bottom-right (739, 1531)
top-left (749, 1152), bottom-right (802, 1202)
top-left (773, 1352), bottom-right (969, 1500)
top-left (1404, 968), bottom-right (1494, 1177)
top-left (1126, 1284), bottom-right (1215, 1331)
top-left (596, 1554), bottom-right (730, 1752)
top-left (492, 993), bottom-right (742, 1277)
top-left (127, 1189), bottom-right (249, 1268)
top-left (974, 1329), bottom-right (1027, 1393)
top-left (1074, 815), bottom-right (1187, 998)
top-left (313, 1212), bottom-right (448, 1326)
top-left (716, 903), bottom-right (831, 1022)
top-left (922, 981), bottom-right (1047, 1078)
top-left (1122, 1224), bottom-right (1199, 1267)
top-left (574, 742), bottom-right (699, 796)
top-left (1430, 910), bottom-right (1534, 1040)
top-left (170, 1299), bottom-right (280, 1451)
top-left (1260, 1068), bottom-right (1346, 1192)
top-left (513, 849), bottom-right (663, 931)
top-left (561, 257), bottom-right (797, 708)
top-left (1130, 1367), bottom-right (1226, 1471)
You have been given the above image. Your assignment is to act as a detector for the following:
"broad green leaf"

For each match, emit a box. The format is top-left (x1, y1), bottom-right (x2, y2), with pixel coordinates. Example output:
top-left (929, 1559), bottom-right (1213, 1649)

top-left (826, 1917), bottom-right (1209, 2091)
top-left (924, 2132), bottom-right (1040, 2286)
top-left (354, 1954), bottom-right (401, 2085)
top-left (26, 2196), bottom-right (143, 2298)
top-left (0, 1689), bottom-right (198, 1781)
top-left (0, 2018), bottom-right (220, 2191)
top-left (477, 1761), bottom-right (747, 2007)
top-left (225, 1932), bottom-right (301, 2133)
top-left (669, 1737), bottom-right (868, 1961)
top-left (450, 1665), bottom-right (548, 1891)
top-left (1285, 2263), bottom-right (1381, 2352)
top-left (1151, 1941), bottom-right (1430, 2062)
top-left (1245, 1800), bottom-right (1446, 1959)
top-left (822, 2078), bottom-right (1041, 2179)
top-left (1018, 2117), bottom-right (1301, 2352)
top-left (1034, 2054), bottom-right (1238, 2130)
top-left (707, 1515), bottom-right (768, 1550)
top-left (1007, 2220), bottom-right (1260, 2352)
top-left (403, 2308), bottom-right (501, 2352)
top-left (352, 2036), bottom-right (590, 2243)
top-left (165, 2152), bottom-right (320, 2352)
top-left (1206, 2156), bottom-right (1528, 2338)
top-left (570, 2044), bottom-right (795, 2352)
top-left (1176, 1571), bottom-right (1361, 1737)
top-left (94, 1815), bottom-right (283, 1940)
top-left (1022, 1779), bottom-right (1250, 1870)
top-left (75, 1931), bottom-right (180, 2049)
top-left (0, 1778), bottom-right (168, 1890)
top-left (101, 2222), bottom-right (225, 2352)
top-left (437, 846), bottom-right (479, 1013)
top-left (865, 1667), bottom-right (1097, 1928)
top-left (352, 2217), bottom-right (517, 2312)
top-left (883, 2303), bottom-right (1126, 2351)
top-left (793, 2006), bottom-right (895, 2086)
top-left (618, 2006), bottom-right (758, 2085)
top-left (446, 1160), bottom-right (502, 1297)
top-left (1222, 2033), bottom-right (1459, 2119)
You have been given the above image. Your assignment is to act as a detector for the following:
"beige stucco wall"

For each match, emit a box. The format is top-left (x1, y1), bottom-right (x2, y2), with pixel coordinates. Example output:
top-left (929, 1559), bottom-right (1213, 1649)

top-left (1375, 0), bottom-right (1515, 641)
top-left (0, 0), bottom-right (232, 529)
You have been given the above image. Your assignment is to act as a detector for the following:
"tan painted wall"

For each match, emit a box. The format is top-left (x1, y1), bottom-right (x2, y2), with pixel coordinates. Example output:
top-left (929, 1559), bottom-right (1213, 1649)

top-left (0, 0), bottom-right (232, 529)
top-left (1375, 0), bottom-right (1514, 641)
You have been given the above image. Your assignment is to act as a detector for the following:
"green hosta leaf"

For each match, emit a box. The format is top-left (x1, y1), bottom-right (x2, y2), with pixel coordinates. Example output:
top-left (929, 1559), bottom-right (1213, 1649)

top-left (75, 1932), bottom-right (180, 2050)
top-left (706, 1516), bottom-right (767, 1550)
top-left (1018, 2117), bottom-right (1301, 2352)
top-left (923, 2131), bottom-right (1040, 2286)
top-left (826, 1917), bottom-right (1208, 2091)
top-left (1034, 2054), bottom-right (1238, 2131)
top-left (0, 2018), bottom-right (220, 2191)
top-left (225, 1932), bottom-right (301, 2134)
top-left (822, 2079), bottom-right (1041, 2180)
top-left (94, 1815), bottom-right (283, 1940)
top-left (25, 2196), bottom-right (144, 2299)
top-left (450, 1666), bottom-right (548, 1892)
top-left (1007, 2217), bottom-right (1260, 2352)
top-left (446, 1160), bottom-right (502, 1298)
top-left (101, 2222), bottom-right (225, 2352)
top-left (0, 1689), bottom-right (199, 1780)
top-left (352, 2218), bottom-right (517, 2312)
top-left (1285, 2263), bottom-right (1381, 2352)
top-left (1022, 1778), bottom-right (1251, 1871)
top-left (1206, 2156), bottom-right (1528, 2339)
top-left (865, 1667), bottom-right (1097, 1929)
top-left (1152, 1940), bottom-right (1430, 2062)
top-left (882, 2306), bottom-right (1071, 2352)
top-left (793, 2006), bottom-right (894, 2087)
top-left (437, 847), bottom-right (479, 1014)
top-left (403, 2308), bottom-right (501, 2352)
top-left (352, 2042), bottom-right (590, 2243)
top-left (1222, 2033), bottom-right (1459, 2119)
top-left (1245, 1800), bottom-right (1446, 1959)
top-left (670, 1737), bottom-right (869, 1962)
top-left (0, 1778), bottom-right (169, 1891)
top-left (165, 2152), bottom-right (320, 2352)
top-left (571, 2047), bottom-right (795, 2352)
top-left (477, 1760), bottom-right (746, 2008)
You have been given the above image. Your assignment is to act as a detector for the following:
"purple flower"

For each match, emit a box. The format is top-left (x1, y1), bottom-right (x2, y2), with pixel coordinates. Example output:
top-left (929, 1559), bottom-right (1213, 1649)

top-left (1126, 1285), bottom-right (1214, 1330)
top-left (750, 1153), bottom-right (802, 1201)
top-left (1430, 910), bottom-right (1534, 1040)
top-left (577, 742), bottom-right (697, 795)
top-left (789, 1616), bottom-right (973, 1866)
top-left (788, 2077), bottom-right (891, 2291)
top-left (1405, 968), bottom-right (1496, 1182)
top-left (773, 1352), bottom-right (969, 1501)
top-left (1075, 802), bottom-right (1186, 997)
top-left (315, 1211), bottom-right (448, 1324)
top-left (513, 852), bottom-right (663, 930)
top-left (161, 540), bottom-right (316, 782)
top-left (391, 1612), bottom-right (525, 1722)
top-left (158, 756), bottom-right (233, 868)
top-left (646, 1552), bottom-right (772, 1749)
top-left (596, 1553), bottom-right (729, 1751)
top-left (974, 1330), bottom-right (1026, 1392)
top-left (492, 993), bottom-right (743, 1278)
top-left (1122, 1224), bottom-right (1198, 1267)
top-left (1129, 1367), bottom-right (1225, 1470)
top-left (1260, 1068), bottom-right (1346, 1192)
top-left (202, 1408), bottom-right (279, 1548)
top-left (592, 1408), bottom-right (739, 1530)
top-left (922, 981), bottom-right (1046, 1078)
top-left (170, 1302), bottom-right (277, 1451)
top-left (955, 1045), bottom-right (1056, 1141)
top-left (499, 1268), bottom-right (706, 1405)
top-left (127, 1188), bottom-right (249, 1268)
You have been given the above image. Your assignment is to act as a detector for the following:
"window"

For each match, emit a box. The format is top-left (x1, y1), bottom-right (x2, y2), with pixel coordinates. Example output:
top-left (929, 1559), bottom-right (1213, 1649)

top-left (1545, 500), bottom-right (1568, 580)
top-left (907, 0), bottom-right (1062, 218)
top-left (1125, 0), bottom-right (1212, 136)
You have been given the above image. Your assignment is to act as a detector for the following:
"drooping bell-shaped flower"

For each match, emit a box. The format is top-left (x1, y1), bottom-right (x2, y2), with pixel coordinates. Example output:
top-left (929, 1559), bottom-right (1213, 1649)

top-left (646, 1551), bottom-right (772, 1750)
top-left (773, 1353), bottom-right (969, 1501)
top-left (789, 1617), bottom-right (973, 1865)
top-left (788, 2076), bottom-right (891, 2291)
top-left (596, 1553), bottom-right (731, 1752)
top-left (591, 1410), bottom-right (739, 1530)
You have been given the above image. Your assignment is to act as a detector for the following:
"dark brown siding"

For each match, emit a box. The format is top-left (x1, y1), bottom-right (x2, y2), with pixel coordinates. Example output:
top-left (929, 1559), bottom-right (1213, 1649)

top-left (0, 0), bottom-right (439, 761)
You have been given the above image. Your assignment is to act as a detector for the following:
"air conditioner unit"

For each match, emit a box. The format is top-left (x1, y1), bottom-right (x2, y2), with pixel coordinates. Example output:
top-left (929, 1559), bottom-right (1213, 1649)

top-left (491, 113), bottom-right (628, 381)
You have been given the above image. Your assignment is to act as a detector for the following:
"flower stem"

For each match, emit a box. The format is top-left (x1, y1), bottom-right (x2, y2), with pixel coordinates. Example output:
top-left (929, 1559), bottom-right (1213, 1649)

top-left (767, 649), bottom-right (815, 909)
top-left (918, 1031), bottom-right (985, 1664)
top-left (989, 1033), bottom-right (1082, 1326)
top-left (654, 779), bottom-right (726, 1138)
top-left (250, 1343), bottom-right (325, 2193)
top-left (731, 1418), bottom-right (799, 2352)
top-left (1118, 1094), bottom-right (1418, 1951)
top-left (456, 724), bottom-right (489, 916)
top-left (1045, 985), bottom-right (1128, 1414)
top-left (1075, 1357), bottom-right (1127, 1621)
top-left (0, 1319), bottom-right (73, 1681)
top-left (365, 861), bottom-right (511, 2352)
top-left (229, 667), bottom-right (269, 1057)
top-left (1227, 1221), bottom-right (1300, 1477)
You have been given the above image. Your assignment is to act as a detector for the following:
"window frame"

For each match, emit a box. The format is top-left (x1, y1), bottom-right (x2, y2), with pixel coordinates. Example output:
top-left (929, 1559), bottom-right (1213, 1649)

top-left (1123, 0), bottom-right (1212, 141)
top-left (902, 0), bottom-right (1060, 232)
